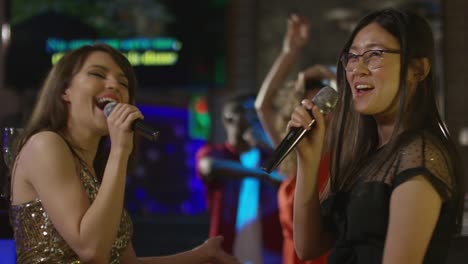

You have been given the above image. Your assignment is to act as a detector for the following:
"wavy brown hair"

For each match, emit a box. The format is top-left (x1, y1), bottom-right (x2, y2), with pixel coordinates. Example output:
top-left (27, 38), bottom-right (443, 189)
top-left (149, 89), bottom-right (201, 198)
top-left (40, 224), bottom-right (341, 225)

top-left (5, 44), bottom-right (137, 198)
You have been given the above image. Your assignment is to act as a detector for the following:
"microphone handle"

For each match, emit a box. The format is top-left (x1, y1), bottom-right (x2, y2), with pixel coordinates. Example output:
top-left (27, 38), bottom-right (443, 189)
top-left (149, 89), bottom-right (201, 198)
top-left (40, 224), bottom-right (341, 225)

top-left (262, 119), bottom-right (316, 173)
top-left (132, 120), bottom-right (159, 142)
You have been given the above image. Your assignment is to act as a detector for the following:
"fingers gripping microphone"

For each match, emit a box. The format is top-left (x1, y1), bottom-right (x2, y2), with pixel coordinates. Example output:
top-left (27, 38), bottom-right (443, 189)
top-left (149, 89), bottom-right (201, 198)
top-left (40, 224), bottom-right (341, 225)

top-left (104, 102), bottom-right (159, 142)
top-left (262, 86), bottom-right (338, 173)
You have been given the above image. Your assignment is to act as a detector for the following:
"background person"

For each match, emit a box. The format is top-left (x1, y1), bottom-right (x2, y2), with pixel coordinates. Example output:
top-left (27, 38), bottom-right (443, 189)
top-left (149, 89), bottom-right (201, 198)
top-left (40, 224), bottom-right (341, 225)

top-left (196, 94), bottom-right (283, 263)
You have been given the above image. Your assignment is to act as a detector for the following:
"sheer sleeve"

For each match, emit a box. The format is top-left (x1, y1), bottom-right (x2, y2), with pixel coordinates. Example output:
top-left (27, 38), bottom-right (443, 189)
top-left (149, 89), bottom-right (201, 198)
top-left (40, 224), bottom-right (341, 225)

top-left (391, 133), bottom-right (454, 201)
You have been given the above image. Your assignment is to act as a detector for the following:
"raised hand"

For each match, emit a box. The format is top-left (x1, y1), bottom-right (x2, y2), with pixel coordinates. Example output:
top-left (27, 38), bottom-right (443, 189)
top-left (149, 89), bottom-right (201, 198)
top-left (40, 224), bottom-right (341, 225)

top-left (105, 103), bottom-right (144, 154)
top-left (287, 101), bottom-right (326, 159)
top-left (283, 14), bottom-right (310, 53)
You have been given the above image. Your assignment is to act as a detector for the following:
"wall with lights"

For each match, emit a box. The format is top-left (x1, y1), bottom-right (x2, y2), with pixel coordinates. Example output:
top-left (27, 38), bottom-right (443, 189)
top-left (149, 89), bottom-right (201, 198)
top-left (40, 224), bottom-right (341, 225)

top-left (47, 37), bottom-right (182, 66)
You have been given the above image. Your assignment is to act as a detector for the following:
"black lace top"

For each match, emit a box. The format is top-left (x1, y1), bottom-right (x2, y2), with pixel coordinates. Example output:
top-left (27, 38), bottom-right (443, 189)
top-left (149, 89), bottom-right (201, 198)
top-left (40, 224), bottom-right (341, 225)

top-left (322, 133), bottom-right (459, 263)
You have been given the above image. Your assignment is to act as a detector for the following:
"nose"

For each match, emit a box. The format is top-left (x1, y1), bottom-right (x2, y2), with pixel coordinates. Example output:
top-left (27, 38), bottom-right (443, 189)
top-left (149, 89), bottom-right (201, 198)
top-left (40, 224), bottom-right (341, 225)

top-left (105, 76), bottom-right (120, 91)
top-left (351, 59), bottom-right (370, 76)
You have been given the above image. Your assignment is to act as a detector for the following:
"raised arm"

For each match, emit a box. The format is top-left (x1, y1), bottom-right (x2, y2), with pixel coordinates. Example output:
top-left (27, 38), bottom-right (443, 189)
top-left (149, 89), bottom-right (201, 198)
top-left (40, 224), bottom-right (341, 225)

top-left (290, 101), bottom-right (335, 260)
top-left (13, 104), bottom-right (142, 262)
top-left (255, 14), bottom-right (310, 146)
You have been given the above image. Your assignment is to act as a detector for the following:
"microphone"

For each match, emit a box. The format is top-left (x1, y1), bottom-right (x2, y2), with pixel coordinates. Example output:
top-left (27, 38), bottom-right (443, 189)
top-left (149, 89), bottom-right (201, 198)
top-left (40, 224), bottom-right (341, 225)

top-left (261, 86), bottom-right (338, 173)
top-left (103, 102), bottom-right (159, 142)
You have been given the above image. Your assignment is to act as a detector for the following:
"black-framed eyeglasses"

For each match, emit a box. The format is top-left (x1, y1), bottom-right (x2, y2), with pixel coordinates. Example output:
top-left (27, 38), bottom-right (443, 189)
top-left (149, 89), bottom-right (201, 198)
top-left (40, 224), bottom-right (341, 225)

top-left (340, 49), bottom-right (401, 72)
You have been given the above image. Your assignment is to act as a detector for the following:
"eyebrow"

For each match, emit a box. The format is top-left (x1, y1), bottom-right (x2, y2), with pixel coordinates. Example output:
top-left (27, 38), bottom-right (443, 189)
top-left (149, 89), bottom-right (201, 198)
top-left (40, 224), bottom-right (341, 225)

top-left (349, 43), bottom-right (397, 52)
top-left (88, 64), bottom-right (127, 79)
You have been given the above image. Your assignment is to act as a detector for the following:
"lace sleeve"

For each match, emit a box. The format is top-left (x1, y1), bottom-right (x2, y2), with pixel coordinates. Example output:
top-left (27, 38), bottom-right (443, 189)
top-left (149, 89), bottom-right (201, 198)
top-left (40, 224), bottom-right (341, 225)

top-left (392, 133), bottom-right (454, 201)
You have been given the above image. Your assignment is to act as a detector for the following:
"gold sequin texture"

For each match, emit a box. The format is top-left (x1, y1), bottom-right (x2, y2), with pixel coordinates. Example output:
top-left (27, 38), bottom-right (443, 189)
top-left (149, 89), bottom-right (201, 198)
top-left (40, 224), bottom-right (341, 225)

top-left (10, 161), bottom-right (133, 263)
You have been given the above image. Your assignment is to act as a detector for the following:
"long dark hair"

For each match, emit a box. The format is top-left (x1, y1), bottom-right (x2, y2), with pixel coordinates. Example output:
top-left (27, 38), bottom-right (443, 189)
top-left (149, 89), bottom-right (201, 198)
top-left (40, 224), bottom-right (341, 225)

top-left (328, 8), bottom-right (462, 222)
top-left (5, 44), bottom-right (137, 198)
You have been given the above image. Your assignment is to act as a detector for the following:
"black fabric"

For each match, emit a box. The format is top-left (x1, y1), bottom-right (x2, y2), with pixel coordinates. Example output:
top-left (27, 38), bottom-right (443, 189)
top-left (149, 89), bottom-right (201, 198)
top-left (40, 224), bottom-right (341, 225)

top-left (321, 133), bottom-right (458, 263)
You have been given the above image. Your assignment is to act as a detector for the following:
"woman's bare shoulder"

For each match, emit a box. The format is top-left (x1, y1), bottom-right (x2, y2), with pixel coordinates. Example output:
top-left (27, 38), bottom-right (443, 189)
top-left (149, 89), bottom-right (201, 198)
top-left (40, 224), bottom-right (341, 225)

top-left (27, 131), bottom-right (67, 148)
top-left (12, 131), bottom-right (78, 203)
top-left (17, 131), bottom-right (74, 171)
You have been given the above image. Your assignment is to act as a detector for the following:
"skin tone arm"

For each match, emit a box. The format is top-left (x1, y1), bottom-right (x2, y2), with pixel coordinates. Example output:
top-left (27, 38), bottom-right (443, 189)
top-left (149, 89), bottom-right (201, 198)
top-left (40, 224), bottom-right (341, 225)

top-left (383, 175), bottom-right (442, 263)
top-left (255, 14), bottom-right (310, 146)
top-left (290, 100), bottom-right (335, 260)
top-left (120, 236), bottom-right (240, 264)
top-left (13, 104), bottom-right (142, 262)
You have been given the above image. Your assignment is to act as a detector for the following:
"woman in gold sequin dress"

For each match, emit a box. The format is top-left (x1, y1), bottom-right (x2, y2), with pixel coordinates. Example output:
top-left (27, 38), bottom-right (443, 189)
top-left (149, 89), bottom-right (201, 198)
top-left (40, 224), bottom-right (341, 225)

top-left (8, 44), bottom-right (240, 264)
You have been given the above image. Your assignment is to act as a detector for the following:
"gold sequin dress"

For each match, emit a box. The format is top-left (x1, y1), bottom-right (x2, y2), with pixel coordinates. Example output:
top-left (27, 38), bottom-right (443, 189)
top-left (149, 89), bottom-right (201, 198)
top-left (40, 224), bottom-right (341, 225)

top-left (9, 159), bottom-right (133, 263)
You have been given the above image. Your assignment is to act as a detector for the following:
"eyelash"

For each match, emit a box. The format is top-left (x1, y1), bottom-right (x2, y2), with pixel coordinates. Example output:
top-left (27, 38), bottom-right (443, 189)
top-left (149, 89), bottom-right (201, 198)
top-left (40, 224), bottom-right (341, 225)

top-left (89, 72), bottom-right (128, 88)
top-left (89, 72), bottom-right (105, 78)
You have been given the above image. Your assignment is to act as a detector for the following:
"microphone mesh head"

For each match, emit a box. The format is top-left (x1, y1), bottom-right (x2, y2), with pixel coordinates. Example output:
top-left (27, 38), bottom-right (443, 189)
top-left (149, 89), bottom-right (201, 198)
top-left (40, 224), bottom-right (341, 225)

top-left (103, 102), bottom-right (117, 117)
top-left (311, 86), bottom-right (339, 114)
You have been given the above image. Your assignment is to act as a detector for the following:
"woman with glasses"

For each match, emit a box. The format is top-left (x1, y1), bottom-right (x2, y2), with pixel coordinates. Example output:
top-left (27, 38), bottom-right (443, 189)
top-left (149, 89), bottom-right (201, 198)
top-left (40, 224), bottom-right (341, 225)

top-left (290, 8), bottom-right (462, 263)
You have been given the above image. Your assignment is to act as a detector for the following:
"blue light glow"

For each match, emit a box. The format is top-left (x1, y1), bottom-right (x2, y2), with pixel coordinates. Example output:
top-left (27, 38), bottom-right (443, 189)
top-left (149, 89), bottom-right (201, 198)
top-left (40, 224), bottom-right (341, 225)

top-left (127, 104), bottom-right (206, 215)
top-left (0, 240), bottom-right (15, 263)
top-left (137, 105), bottom-right (187, 120)
top-left (235, 148), bottom-right (260, 231)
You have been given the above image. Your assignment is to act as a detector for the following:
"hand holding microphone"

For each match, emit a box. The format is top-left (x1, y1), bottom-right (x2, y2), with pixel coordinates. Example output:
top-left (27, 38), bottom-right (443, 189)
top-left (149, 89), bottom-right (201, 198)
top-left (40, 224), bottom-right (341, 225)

top-left (262, 86), bottom-right (338, 173)
top-left (104, 102), bottom-right (159, 142)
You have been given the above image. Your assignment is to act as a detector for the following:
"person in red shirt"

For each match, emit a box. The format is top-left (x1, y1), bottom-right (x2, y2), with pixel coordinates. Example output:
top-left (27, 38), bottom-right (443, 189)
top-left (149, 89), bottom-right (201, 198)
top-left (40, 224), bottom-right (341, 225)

top-left (196, 94), bottom-right (283, 263)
